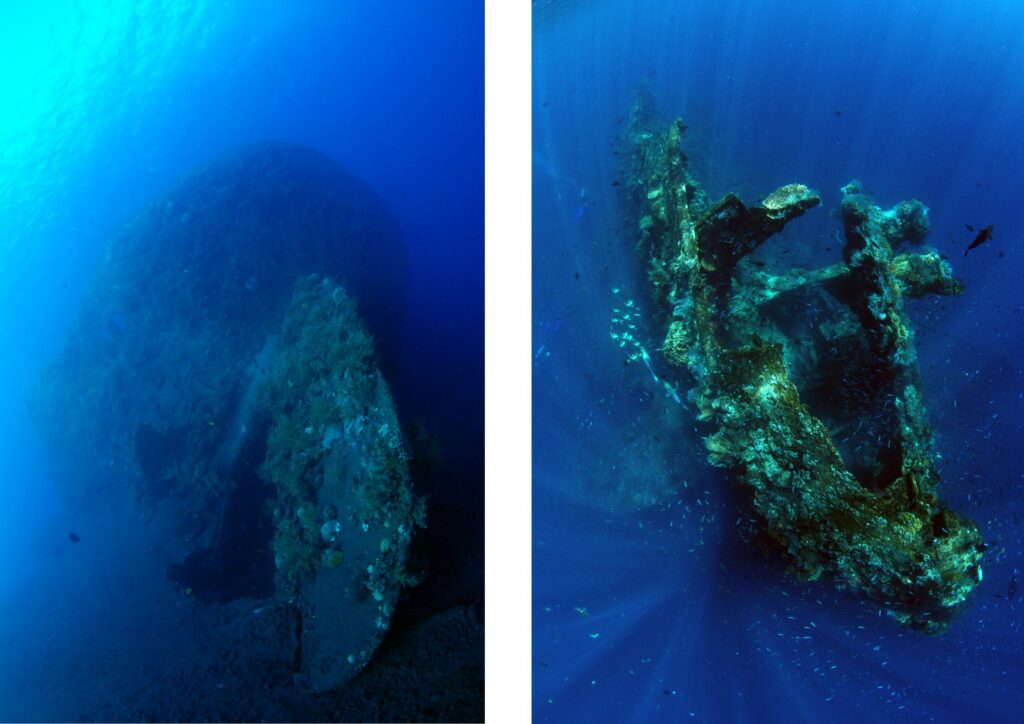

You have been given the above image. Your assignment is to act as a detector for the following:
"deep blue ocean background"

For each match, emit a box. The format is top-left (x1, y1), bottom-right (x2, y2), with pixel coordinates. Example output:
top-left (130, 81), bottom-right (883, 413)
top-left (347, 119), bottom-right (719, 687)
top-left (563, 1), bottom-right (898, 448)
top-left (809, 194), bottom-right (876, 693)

top-left (0, 2), bottom-right (481, 720)
top-left (533, 1), bottom-right (1024, 722)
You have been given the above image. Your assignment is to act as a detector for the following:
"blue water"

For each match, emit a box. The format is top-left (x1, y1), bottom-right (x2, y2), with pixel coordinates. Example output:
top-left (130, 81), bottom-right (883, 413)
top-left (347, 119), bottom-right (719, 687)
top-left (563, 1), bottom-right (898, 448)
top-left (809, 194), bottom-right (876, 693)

top-left (533, 1), bottom-right (1024, 721)
top-left (0, 2), bottom-right (481, 720)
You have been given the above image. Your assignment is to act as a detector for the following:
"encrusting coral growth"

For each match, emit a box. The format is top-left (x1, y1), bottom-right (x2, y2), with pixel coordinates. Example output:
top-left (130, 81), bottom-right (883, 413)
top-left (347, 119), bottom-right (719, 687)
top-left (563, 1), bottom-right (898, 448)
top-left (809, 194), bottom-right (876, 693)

top-left (29, 144), bottom-right (422, 690)
top-left (260, 274), bottom-right (425, 690)
top-left (623, 95), bottom-right (983, 633)
top-left (259, 273), bottom-right (425, 593)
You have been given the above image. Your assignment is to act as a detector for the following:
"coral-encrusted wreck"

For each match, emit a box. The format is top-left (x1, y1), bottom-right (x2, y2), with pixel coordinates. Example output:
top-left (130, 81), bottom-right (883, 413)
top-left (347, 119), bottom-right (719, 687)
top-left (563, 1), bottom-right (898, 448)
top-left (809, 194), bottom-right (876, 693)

top-left (625, 102), bottom-right (984, 633)
top-left (32, 144), bottom-right (424, 690)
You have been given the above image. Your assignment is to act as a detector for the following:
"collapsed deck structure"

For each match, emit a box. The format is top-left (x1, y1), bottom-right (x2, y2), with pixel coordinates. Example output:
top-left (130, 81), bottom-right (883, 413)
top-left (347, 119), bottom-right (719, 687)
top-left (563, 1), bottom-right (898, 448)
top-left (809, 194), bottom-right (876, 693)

top-left (624, 102), bottom-right (984, 633)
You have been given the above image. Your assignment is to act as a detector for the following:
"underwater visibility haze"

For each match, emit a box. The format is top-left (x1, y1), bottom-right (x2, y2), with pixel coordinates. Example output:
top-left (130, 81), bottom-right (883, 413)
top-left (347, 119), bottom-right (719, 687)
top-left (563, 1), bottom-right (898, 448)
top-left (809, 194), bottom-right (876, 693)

top-left (0, 2), bottom-right (482, 721)
top-left (534, 1), bottom-right (1024, 722)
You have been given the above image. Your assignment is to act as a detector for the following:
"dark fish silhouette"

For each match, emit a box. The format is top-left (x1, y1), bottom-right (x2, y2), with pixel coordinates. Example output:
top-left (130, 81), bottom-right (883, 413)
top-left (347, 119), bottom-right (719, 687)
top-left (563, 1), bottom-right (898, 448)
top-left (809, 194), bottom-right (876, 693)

top-left (963, 224), bottom-right (994, 257)
top-left (69, 532), bottom-right (80, 544)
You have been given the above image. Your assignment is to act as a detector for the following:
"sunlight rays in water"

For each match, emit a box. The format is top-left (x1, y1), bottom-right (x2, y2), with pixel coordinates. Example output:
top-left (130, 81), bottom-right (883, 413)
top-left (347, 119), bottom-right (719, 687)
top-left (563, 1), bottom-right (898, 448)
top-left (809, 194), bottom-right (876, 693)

top-left (534, 1), bottom-right (1024, 717)
top-left (536, 457), bottom-right (1024, 722)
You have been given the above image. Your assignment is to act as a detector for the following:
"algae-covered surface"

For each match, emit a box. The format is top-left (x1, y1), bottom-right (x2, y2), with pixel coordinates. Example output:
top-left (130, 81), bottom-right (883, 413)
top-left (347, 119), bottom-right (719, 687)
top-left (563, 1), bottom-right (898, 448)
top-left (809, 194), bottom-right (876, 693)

top-left (32, 143), bottom-right (406, 538)
top-left (260, 275), bottom-right (425, 690)
top-left (25, 142), bottom-right (453, 705)
top-left (0, 5), bottom-right (482, 722)
top-left (533, 3), bottom-right (1024, 722)
top-left (622, 100), bottom-right (983, 633)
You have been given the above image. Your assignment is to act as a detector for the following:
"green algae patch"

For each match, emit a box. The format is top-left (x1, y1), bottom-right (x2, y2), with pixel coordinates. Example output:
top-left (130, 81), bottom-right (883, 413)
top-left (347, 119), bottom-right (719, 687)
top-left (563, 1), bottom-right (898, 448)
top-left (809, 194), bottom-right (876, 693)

top-left (622, 99), bottom-right (983, 633)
